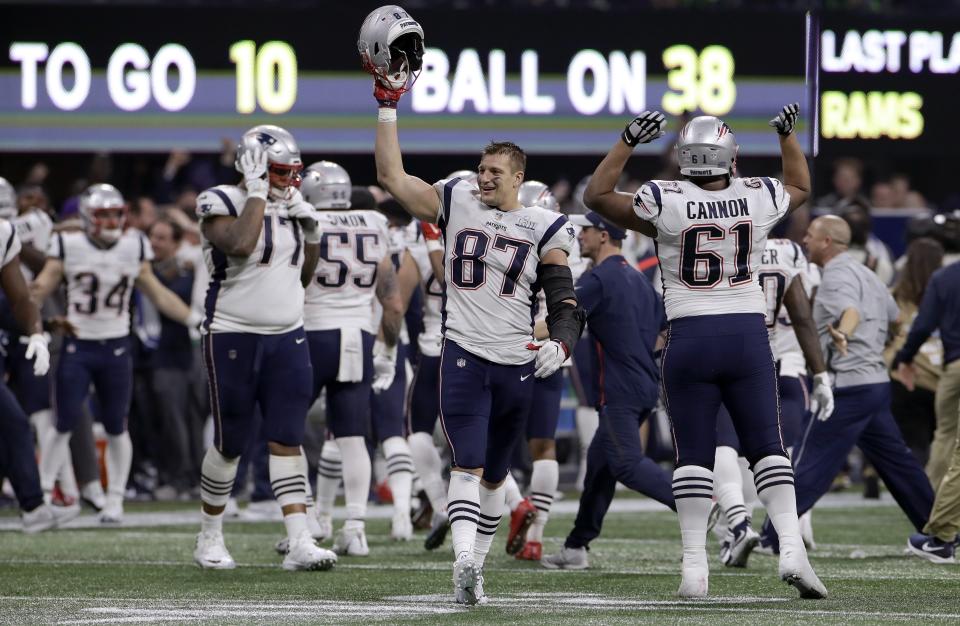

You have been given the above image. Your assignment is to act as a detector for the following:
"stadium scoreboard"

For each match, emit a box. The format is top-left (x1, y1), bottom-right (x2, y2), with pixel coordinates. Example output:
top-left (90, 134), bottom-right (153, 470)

top-left (0, 6), bottom-right (952, 156)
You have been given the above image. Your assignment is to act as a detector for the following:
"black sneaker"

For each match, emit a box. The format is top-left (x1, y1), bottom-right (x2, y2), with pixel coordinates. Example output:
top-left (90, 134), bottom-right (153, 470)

top-left (907, 533), bottom-right (956, 564)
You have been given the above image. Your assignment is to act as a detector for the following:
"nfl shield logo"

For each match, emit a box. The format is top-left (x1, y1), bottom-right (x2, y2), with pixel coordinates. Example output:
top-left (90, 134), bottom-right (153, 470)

top-left (457, 358), bottom-right (466, 368)
top-left (228, 350), bottom-right (238, 360)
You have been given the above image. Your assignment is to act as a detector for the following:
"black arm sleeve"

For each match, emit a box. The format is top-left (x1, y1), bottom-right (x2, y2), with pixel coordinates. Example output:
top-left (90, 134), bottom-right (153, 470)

top-left (539, 263), bottom-right (586, 354)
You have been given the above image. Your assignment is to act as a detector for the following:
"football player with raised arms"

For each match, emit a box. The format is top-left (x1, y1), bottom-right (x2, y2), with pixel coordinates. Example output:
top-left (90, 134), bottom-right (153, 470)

top-left (362, 5), bottom-right (584, 605)
top-left (298, 160), bottom-right (408, 554)
top-left (188, 125), bottom-right (337, 572)
top-left (584, 104), bottom-right (828, 598)
top-left (31, 184), bottom-right (201, 524)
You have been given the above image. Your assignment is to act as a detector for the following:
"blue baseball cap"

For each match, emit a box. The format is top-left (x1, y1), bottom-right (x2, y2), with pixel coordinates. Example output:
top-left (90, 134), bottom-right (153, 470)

top-left (570, 211), bottom-right (627, 240)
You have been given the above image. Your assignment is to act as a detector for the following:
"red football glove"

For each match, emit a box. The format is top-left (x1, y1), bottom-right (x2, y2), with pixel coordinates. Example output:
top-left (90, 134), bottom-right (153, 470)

top-left (421, 221), bottom-right (442, 241)
top-left (374, 82), bottom-right (404, 109)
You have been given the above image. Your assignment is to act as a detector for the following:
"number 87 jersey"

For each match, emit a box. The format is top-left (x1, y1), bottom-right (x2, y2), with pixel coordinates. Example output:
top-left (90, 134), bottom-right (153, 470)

top-left (435, 177), bottom-right (576, 365)
top-left (633, 177), bottom-right (790, 321)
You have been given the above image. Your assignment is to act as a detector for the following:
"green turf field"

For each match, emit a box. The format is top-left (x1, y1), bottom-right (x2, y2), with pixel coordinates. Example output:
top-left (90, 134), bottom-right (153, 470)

top-left (0, 497), bottom-right (956, 625)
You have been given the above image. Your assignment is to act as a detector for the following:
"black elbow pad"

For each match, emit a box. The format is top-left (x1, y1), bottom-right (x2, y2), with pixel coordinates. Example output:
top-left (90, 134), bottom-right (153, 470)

top-left (539, 263), bottom-right (585, 353)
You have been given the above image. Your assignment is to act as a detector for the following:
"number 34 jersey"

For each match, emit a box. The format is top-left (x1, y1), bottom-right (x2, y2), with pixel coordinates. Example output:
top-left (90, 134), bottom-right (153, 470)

top-left (47, 230), bottom-right (152, 341)
top-left (435, 177), bottom-right (576, 365)
top-left (633, 177), bottom-right (791, 321)
top-left (303, 210), bottom-right (391, 334)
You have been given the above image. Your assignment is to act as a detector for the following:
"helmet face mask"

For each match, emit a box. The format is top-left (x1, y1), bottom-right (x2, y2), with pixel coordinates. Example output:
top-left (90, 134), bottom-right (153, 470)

top-left (235, 124), bottom-right (303, 201)
top-left (676, 116), bottom-right (739, 178)
top-left (358, 5), bottom-right (425, 92)
top-left (79, 184), bottom-right (126, 243)
top-left (301, 161), bottom-right (352, 209)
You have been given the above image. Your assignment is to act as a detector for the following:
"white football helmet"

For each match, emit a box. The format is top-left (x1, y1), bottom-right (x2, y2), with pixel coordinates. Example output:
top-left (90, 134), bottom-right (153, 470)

top-left (447, 169), bottom-right (478, 187)
top-left (301, 161), bottom-right (352, 209)
top-left (0, 177), bottom-right (15, 220)
top-left (235, 124), bottom-right (303, 201)
top-left (518, 180), bottom-right (558, 212)
top-left (358, 5), bottom-right (425, 91)
top-left (79, 184), bottom-right (126, 243)
top-left (676, 116), bottom-right (738, 177)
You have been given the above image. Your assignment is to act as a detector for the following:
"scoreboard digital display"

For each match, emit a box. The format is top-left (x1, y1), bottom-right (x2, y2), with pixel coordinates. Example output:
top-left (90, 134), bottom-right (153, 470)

top-left (0, 4), bottom-right (809, 155)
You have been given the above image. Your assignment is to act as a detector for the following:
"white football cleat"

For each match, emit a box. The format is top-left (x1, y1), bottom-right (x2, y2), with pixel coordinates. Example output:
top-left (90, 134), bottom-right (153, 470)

top-left (799, 511), bottom-right (816, 550)
top-left (306, 506), bottom-right (326, 541)
top-left (779, 545), bottom-right (827, 599)
top-left (541, 546), bottom-right (589, 570)
top-left (194, 530), bottom-right (236, 570)
top-left (721, 520), bottom-right (760, 568)
top-left (332, 525), bottom-right (369, 556)
top-left (23, 502), bottom-right (81, 534)
top-left (473, 572), bottom-right (490, 606)
top-left (283, 534), bottom-right (337, 571)
top-left (242, 499), bottom-right (281, 521)
top-left (391, 511), bottom-right (413, 541)
top-left (453, 554), bottom-right (482, 605)
top-left (98, 495), bottom-right (123, 524)
top-left (678, 566), bottom-right (709, 598)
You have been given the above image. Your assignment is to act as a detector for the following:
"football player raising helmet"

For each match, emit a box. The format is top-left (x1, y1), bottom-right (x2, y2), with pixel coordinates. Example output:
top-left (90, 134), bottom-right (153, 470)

top-left (235, 125), bottom-right (303, 202)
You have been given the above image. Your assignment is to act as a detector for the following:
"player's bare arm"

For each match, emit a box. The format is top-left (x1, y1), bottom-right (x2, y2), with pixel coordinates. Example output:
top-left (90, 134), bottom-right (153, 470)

top-left (397, 247), bottom-right (422, 309)
top-left (584, 111), bottom-right (666, 239)
top-left (2, 255), bottom-right (42, 337)
top-left (202, 147), bottom-right (270, 257)
top-left (783, 279), bottom-right (826, 375)
top-left (420, 221), bottom-right (445, 281)
top-left (376, 255), bottom-right (404, 347)
top-left (135, 261), bottom-right (199, 327)
top-left (300, 242), bottom-right (320, 288)
top-left (374, 116), bottom-right (441, 223)
top-left (769, 103), bottom-right (810, 212)
top-left (30, 257), bottom-right (64, 304)
top-left (17, 243), bottom-right (46, 275)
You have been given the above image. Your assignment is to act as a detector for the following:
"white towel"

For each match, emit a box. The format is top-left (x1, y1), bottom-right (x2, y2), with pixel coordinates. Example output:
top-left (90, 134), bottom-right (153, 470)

top-left (336, 328), bottom-right (364, 383)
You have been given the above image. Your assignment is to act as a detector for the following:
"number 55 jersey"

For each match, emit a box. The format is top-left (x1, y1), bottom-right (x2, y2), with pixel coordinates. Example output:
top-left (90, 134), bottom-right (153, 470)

top-left (434, 177), bottom-right (576, 365)
top-left (633, 177), bottom-right (790, 321)
top-left (47, 230), bottom-right (151, 340)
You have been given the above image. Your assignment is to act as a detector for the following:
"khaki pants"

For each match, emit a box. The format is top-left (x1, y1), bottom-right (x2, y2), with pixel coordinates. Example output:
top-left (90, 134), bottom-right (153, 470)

top-left (924, 360), bottom-right (960, 541)
top-left (926, 360), bottom-right (960, 491)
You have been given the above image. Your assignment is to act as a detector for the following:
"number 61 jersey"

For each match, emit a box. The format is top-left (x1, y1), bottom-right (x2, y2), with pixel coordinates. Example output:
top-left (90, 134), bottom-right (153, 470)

top-left (434, 177), bottom-right (576, 365)
top-left (47, 230), bottom-right (152, 340)
top-left (633, 177), bottom-right (790, 321)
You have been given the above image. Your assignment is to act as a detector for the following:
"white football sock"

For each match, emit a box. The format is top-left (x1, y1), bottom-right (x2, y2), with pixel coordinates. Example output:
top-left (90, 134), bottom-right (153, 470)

top-left (738, 456), bottom-right (758, 520)
top-left (503, 471), bottom-right (523, 511)
top-left (753, 455), bottom-right (802, 551)
top-left (105, 432), bottom-right (132, 499)
top-left (408, 432), bottom-right (447, 513)
top-left (200, 509), bottom-right (223, 534)
top-left (472, 483), bottom-right (504, 568)
top-left (383, 436), bottom-right (414, 518)
top-left (575, 407), bottom-right (599, 489)
top-left (39, 429), bottom-right (71, 500)
top-left (527, 459), bottom-right (558, 543)
top-left (448, 470), bottom-right (480, 560)
top-left (269, 454), bottom-right (307, 508)
top-left (337, 437), bottom-right (370, 522)
top-left (297, 448), bottom-right (316, 512)
top-left (673, 465), bottom-right (714, 571)
top-left (714, 446), bottom-right (747, 527)
top-left (315, 439), bottom-right (342, 517)
top-left (200, 447), bottom-right (239, 508)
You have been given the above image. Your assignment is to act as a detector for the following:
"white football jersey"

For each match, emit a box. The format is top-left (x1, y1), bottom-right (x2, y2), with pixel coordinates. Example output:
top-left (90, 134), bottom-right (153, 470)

top-left (759, 238), bottom-right (808, 377)
top-left (435, 178), bottom-right (576, 365)
top-left (47, 230), bottom-right (152, 341)
top-left (12, 209), bottom-right (53, 281)
top-left (407, 227), bottom-right (443, 357)
top-left (1, 219), bottom-right (22, 268)
top-left (303, 210), bottom-right (391, 334)
top-left (633, 177), bottom-right (791, 321)
top-left (196, 185), bottom-right (306, 334)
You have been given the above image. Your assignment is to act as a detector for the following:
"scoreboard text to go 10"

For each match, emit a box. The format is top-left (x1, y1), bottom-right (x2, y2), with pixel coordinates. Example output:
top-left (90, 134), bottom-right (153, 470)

top-left (7, 40), bottom-right (298, 114)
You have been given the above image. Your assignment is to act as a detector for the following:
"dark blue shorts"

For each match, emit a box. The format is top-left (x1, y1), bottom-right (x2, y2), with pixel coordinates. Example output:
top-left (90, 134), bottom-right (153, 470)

top-left (56, 337), bottom-right (132, 436)
top-left (371, 342), bottom-right (408, 442)
top-left (407, 353), bottom-right (440, 435)
top-left (6, 335), bottom-right (51, 414)
top-left (203, 328), bottom-right (313, 457)
top-left (778, 375), bottom-right (808, 448)
top-left (526, 369), bottom-right (563, 440)
top-left (439, 339), bottom-right (535, 484)
top-left (307, 329), bottom-right (374, 440)
top-left (661, 313), bottom-right (786, 468)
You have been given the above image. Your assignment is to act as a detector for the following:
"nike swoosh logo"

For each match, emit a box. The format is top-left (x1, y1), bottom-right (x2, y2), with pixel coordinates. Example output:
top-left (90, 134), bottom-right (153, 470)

top-left (295, 337), bottom-right (306, 344)
top-left (520, 374), bottom-right (531, 381)
top-left (113, 348), bottom-right (125, 356)
top-left (921, 541), bottom-right (944, 553)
